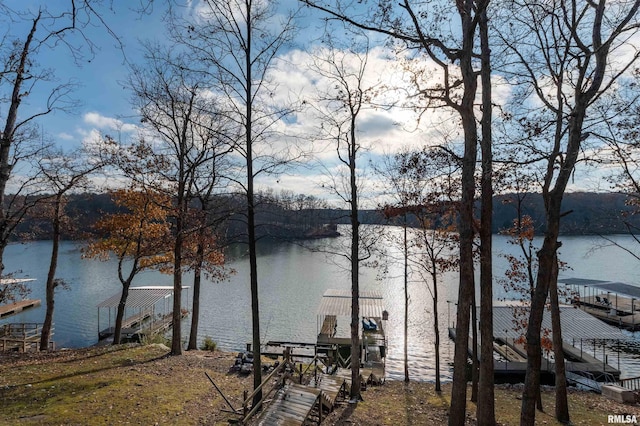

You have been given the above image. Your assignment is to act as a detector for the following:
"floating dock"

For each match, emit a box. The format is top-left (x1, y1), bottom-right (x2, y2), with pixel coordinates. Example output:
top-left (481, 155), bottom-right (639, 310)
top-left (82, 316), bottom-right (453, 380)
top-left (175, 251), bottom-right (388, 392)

top-left (0, 278), bottom-right (39, 319)
top-left (560, 278), bottom-right (640, 330)
top-left (0, 299), bottom-right (41, 318)
top-left (449, 303), bottom-right (625, 384)
top-left (244, 290), bottom-right (389, 425)
top-left (315, 289), bottom-right (387, 376)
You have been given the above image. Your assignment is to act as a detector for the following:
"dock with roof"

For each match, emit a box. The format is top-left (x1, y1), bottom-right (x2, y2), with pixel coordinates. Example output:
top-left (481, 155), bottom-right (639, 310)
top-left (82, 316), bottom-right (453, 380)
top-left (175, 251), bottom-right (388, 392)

top-left (449, 303), bottom-right (626, 386)
top-left (97, 286), bottom-right (188, 343)
top-left (560, 277), bottom-right (640, 330)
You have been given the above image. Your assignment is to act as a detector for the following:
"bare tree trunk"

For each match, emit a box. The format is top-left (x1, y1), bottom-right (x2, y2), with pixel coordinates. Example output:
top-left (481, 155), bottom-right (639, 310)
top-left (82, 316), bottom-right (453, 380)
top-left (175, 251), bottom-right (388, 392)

top-left (404, 216), bottom-right (410, 383)
top-left (449, 127), bottom-right (477, 426)
top-left (521, 217), bottom-right (560, 424)
top-left (0, 14), bottom-right (39, 277)
top-left (349, 120), bottom-right (361, 400)
top-left (246, 34), bottom-right (263, 405)
top-left (188, 240), bottom-right (205, 351)
top-left (40, 198), bottom-right (61, 351)
top-left (113, 285), bottom-right (130, 345)
top-left (477, 7), bottom-right (495, 423)
top-left (449, 1), bottom-right (479, 421)
top-left (432, 270), bottom-right (441, 393)
top-left (471, 291), bottom-right (478, 403)
top-left (550, 253), bottom-right (570, 423)
top-left (171, 197), bottom-right (184, 356)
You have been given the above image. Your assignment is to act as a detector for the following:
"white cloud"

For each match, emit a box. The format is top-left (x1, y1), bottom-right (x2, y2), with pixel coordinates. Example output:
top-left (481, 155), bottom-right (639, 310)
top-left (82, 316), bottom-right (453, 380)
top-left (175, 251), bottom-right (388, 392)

top-left (57, 132), bottom-right (74, 141)
top-left (83, 112), bottom-right (138, 134)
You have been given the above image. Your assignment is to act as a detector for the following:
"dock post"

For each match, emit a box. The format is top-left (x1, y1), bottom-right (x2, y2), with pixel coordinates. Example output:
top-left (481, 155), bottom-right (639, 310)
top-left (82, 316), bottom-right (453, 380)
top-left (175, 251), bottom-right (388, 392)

top-left (243, 390), bottom-right (248, 417)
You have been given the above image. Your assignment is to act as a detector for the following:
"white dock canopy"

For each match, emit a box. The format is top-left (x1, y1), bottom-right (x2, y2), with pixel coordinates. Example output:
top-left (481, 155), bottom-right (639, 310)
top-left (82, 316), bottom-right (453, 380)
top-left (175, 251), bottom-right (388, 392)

top-left (559, 277), bottom-right (640, 300)
top-left (492, 304), bottom-right (628, 340)
top-left (97, 286), bottom-right (189, 309)
top-left (317, 289), bottom-right (385, 318)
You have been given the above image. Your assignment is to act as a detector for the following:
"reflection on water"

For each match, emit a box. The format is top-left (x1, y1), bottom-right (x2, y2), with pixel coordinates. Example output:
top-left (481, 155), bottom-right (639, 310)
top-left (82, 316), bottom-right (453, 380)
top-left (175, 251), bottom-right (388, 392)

top-left (2, 231), bottom-right (640, 382)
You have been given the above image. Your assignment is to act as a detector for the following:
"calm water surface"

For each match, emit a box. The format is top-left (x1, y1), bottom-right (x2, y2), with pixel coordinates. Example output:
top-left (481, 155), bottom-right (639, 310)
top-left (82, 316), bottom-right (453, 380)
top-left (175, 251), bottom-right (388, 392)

top-left (2, 229), bottom-right (640, 381)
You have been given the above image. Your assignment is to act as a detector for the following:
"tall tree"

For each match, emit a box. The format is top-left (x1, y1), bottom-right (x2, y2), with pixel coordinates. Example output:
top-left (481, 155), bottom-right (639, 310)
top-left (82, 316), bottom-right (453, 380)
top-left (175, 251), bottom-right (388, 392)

top-left (300, 1), bottom-right (492, 421)
top-left (37, 145), bottom-right (105, 351)
top-left (0, 134), bottom-right (50, 303)
top-left (598, 79), bottom-right (640, 258)
top-left (126, 40), bottom-right (233, 356)
top-left (84, 189), bottom-right (172, 345)
top-left (495, 0), bottom-right (640, 423)
top-left (477, 6), bottom-right (495, 423)
top-left (309, 36), bottom-right (375, 401)
top-left (378, 147), bottom-right (461, 392)
top-left (173, 0), bottom-right (300, 403)
top-left (0, 2), bottom-right (122, 278)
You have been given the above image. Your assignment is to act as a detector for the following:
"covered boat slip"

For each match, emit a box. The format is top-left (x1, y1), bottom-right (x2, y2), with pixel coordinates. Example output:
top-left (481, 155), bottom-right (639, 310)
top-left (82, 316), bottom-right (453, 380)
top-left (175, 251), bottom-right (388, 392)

top-left (316, 289), bottom-right (387, 379)
top-left (97, 286), bottom-right (189, 343)
top-left (560, 277), bottom-right (640, 330)
top-left (449, 304), bottom-right (626, 383)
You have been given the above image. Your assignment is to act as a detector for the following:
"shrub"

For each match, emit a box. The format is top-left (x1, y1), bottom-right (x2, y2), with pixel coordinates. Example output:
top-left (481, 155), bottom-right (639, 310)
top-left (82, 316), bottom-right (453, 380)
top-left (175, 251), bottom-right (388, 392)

top-left (141, 333), bottom-right (171, 347)
top-left (200, 336), bottom-right (217, 352)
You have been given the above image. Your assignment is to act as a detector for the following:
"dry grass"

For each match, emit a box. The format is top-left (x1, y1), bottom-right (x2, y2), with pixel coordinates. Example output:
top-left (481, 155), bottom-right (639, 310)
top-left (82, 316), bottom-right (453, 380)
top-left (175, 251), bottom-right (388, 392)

top-left (1, 344), bottom-right (638, 425)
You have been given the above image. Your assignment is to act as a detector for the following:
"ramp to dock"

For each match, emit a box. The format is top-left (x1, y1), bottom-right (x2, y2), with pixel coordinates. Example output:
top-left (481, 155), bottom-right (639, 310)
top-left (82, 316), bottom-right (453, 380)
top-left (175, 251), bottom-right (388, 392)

top-left (258, 371), bottom-right (350, 425)
top-left (258, 383), bottom-right (321, 426)
top-left (309, 373), bottom-right (347, 410)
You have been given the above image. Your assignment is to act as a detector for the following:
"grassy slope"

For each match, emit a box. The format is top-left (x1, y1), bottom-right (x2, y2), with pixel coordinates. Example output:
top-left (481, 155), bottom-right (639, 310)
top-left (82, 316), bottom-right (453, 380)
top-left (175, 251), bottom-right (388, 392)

top-left (0, 345), bottom-right (638, 425)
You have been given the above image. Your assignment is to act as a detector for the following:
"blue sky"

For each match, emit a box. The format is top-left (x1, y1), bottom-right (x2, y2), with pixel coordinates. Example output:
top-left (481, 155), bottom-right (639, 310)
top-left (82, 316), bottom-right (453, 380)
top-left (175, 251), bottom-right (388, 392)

top-left (3, 2), bottom-right (168, 147)
top-left (2, 1), bottom-right (437, 202)
top-left (1, 0), bottom-right (623, 202)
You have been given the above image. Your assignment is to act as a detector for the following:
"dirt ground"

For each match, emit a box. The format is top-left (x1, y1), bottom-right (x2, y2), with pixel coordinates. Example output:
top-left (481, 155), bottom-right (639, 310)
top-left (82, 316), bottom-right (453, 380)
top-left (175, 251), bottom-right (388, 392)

top-left (0, 344), bottom-right (638, 425)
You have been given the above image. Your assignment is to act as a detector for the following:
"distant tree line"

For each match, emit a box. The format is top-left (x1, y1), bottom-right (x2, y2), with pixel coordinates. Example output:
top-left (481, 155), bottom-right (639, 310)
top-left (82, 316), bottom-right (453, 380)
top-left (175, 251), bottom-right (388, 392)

top-left (11, 190), bottom-right (343, 242)
top-left (9, 190), bottom-right (638, 241)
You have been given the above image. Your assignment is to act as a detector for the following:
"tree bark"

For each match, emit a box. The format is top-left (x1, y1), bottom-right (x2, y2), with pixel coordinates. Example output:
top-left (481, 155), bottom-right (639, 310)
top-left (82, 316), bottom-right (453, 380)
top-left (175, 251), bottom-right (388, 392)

top-left (449, 0), bottom-right (479, 422)
top-left (404, 216), bottom-right (410, 383)
top-left (550, 252), bottom-right (570, 423)
top-left (188, 240), bottom-right (205, 351)
top-left (0, 14), bottom-right (39, 277)
top-left (113, 284), bottom-right (131, 345)
top-left (40, 198), bottom-right (61, 351)
top-left (448, 112), bottom-right (477, 421)
top-left (432, 270), bottom-right (441, 393)
top-left (245, 5), bottom-right (262, 404)
top-left (171, 180), bottom-right (185, 356)
top-left (477, 6), bottom-right (495, 424)
top-left (349, 114), bottom-right (361, 401)
top-left (471, 291), bottom-right (478, 403)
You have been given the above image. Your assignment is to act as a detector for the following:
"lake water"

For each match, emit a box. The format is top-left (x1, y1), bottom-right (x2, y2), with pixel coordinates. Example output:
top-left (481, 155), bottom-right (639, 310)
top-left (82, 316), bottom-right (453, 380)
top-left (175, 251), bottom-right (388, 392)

top-left (3, 228), bottom-right (640, 381)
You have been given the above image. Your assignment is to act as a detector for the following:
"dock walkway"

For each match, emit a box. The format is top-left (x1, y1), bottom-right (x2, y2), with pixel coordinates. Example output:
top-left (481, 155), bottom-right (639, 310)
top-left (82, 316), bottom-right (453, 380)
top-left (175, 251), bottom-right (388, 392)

top-left (0, 299), bottom-right (40, 318)
top-left (258, 383), bottom-right (321, 426)
top-left (308, 373), bottom-right (347, 411)
top-left (257, 371), bottom-right (351, 425)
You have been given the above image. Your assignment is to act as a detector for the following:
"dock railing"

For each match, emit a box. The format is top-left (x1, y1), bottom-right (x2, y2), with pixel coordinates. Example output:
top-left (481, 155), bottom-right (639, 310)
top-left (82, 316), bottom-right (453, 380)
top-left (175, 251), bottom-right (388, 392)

top-left (0, 323), bottom-right (53, 352)
top-left (619, 376), bottom-right (640, 391)
top-left (240, 348), bottom-right (294, 423)
top-left (238, 348), bottom-right (330, 424)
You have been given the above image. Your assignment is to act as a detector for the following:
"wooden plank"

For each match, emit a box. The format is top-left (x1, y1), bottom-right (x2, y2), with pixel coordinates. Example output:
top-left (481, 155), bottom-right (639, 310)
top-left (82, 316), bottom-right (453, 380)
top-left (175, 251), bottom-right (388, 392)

top-left (0, 300), bottom-right (41, 318)
top-left (258, 384), bottom-right (320, 426)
